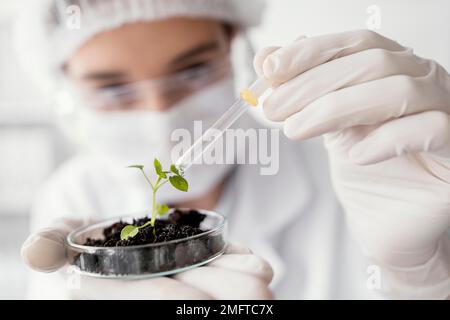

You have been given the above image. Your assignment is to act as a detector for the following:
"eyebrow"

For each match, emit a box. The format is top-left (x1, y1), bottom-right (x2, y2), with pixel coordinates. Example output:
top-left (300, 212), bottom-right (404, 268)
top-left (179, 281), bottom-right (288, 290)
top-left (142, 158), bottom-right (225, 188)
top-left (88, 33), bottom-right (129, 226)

top-left (169, 41), bottom-right (221, 67)
top-left (81, 71), bottom-right (126, 82)
top-left (80, 41), bottom-right (221, 81)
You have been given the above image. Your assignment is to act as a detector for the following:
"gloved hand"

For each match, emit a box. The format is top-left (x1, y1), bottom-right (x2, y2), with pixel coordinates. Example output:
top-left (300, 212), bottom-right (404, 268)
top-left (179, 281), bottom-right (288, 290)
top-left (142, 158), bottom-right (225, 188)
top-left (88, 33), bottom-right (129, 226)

top-left (22, 219), bottom-right (273, 299)
top-left (255, 30), bottom-right (450, 299)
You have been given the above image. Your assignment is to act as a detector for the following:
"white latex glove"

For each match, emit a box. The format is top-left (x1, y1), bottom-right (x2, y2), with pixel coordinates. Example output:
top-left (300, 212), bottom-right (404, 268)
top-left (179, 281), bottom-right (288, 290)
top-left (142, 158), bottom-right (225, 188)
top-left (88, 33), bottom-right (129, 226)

top-left (255, 30), bottom-right (450, 299)
top-left (22, 219), bottom-right (273, 299)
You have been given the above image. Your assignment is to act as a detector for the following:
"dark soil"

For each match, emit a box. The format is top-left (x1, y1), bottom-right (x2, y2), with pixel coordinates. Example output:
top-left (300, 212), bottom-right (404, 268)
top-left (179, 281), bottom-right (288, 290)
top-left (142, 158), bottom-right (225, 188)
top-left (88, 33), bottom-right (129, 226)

top-left (84, 209), bottom-right (206, 247)
top-left (70, 209), bottom-right (226, 276)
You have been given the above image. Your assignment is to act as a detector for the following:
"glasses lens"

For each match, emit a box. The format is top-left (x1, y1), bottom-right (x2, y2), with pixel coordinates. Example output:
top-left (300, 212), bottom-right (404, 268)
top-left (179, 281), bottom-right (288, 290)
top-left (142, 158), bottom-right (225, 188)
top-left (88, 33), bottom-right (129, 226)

top-left (81, 56), bottom-right (231, 111)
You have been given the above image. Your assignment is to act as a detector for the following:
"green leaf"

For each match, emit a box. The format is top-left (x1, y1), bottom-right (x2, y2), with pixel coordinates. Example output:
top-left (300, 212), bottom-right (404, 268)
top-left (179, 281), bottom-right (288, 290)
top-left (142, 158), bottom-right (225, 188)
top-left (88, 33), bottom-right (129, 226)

top-left (170, 164), bottom-right (180, 176)
top-left (156, 203), bottom-right (170, 216)
top-left (120, 225), bottom-right (139, 240)
top-left (127, 164), bottom-right (144, 170)
top-left (153, 159), bottom-right (166, 179)
top-left (169, 175), bottom-right (188, 192)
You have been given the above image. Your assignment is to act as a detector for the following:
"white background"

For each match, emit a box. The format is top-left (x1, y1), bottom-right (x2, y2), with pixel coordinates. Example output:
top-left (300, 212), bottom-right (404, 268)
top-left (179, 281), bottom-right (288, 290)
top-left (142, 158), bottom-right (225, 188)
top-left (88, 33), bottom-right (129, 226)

top-left (0, 0), bottom-right (448, 299)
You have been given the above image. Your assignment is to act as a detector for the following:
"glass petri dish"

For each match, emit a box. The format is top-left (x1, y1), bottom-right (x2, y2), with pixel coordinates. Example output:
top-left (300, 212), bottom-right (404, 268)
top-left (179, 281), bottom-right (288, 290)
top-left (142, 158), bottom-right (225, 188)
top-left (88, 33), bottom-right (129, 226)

top-left (66, 209), bottom-right (227, 279)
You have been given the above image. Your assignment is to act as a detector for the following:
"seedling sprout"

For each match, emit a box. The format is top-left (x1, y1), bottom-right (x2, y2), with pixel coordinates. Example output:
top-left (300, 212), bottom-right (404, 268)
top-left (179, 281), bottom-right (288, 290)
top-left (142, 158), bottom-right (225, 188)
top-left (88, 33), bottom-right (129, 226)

top-left (120, 159), bottom-right (188, 240)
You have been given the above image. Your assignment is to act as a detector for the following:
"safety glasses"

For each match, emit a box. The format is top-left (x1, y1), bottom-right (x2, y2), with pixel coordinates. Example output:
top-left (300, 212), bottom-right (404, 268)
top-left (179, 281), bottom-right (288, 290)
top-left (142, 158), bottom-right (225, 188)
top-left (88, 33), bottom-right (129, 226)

top-left (77, 56), bottom-right (232, 112)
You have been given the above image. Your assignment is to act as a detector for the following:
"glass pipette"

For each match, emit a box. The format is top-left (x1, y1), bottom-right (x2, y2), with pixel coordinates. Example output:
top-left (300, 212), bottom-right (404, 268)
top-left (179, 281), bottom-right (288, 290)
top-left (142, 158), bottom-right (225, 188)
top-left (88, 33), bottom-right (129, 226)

top-left (175, 77), bottom-right (270, 172)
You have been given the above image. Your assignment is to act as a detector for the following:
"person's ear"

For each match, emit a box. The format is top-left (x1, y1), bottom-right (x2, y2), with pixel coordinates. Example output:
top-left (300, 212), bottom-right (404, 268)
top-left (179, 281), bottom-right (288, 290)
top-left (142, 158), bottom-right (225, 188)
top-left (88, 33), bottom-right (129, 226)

top-left (222, 23), bottom-right (238, 53)
top-left (223, 23), bottom-right (237, 42)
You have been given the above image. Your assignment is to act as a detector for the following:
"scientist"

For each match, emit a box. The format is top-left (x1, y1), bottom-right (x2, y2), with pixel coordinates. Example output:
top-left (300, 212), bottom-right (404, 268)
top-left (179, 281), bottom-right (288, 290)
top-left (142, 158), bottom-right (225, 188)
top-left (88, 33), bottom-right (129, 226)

top-left (17, 0), bottom-right (450, 299)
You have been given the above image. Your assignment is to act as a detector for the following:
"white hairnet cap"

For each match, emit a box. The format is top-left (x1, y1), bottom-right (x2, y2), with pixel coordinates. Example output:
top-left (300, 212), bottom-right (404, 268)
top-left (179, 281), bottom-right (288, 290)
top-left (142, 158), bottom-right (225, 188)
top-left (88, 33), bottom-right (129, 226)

top-left (13, 0), bottom-right (265, 93)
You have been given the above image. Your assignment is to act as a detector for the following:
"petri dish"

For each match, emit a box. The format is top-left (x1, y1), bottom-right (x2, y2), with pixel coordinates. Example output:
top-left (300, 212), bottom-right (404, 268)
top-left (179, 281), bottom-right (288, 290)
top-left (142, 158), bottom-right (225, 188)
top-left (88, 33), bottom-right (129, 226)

top-left (66, 209), bottom-right (227, 279)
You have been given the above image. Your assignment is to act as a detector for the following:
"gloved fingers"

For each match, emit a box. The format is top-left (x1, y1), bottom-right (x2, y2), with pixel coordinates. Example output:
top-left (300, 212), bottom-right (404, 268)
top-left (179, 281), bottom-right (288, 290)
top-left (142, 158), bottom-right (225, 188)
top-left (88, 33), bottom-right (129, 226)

top-left (253, 35), bottom-right (307, 79)
top-left (263, 48), bottom-right (429, 122)
top-left (173, 266), bottom-right (273, 299)
top-left (283, 73), bottom-right (449, 140)
top-left (254, 46), bottom-right (280, 78)
top-left (74, 275), bottom-right (212, 300)
top-left (225, 242), bottom-right (253, 254)
top-left (221, 244), bottom-right (273, 282)
top-left (223, 243), bottom-right (273, 281)
top-left (22, 218), bottom-right (90, 273)
top-left (348, 111), bottom-right (450, 165)
top-left (208, 254), bottom-right (274, 283)
top-left (21, 228), bottom-right (68, 272)
top-left (258, 30), bottom-right (406, 83)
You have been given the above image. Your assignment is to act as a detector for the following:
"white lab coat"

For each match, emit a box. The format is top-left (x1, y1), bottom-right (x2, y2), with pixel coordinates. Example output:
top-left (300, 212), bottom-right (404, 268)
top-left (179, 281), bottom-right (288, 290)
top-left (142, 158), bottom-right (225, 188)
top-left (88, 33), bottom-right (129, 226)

top-left (29, 114), bottom-right (382, 299)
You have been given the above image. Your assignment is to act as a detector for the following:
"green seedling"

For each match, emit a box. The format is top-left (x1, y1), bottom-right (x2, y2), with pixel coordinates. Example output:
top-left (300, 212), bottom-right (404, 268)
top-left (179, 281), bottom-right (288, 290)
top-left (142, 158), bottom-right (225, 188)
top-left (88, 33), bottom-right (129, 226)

top-left (120, 159), bottom-right (188, 241)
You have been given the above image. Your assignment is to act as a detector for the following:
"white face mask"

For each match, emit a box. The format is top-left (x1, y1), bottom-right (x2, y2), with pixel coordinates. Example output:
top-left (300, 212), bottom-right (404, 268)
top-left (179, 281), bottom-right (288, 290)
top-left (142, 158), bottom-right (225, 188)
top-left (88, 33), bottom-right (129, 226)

top-left (74, 76), bottom-right (237, 203)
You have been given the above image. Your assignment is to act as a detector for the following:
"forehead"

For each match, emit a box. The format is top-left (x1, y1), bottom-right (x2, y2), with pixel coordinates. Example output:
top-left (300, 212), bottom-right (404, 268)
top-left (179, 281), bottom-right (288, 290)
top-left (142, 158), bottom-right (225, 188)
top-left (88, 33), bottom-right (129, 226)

top-left (67, 18), bottom-right (227, 79)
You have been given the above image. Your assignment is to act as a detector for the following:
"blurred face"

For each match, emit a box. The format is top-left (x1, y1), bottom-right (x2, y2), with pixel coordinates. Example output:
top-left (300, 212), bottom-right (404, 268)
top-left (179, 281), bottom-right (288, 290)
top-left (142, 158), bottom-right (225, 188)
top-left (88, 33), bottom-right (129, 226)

top-left (66, 18), bottom-right (233, 111)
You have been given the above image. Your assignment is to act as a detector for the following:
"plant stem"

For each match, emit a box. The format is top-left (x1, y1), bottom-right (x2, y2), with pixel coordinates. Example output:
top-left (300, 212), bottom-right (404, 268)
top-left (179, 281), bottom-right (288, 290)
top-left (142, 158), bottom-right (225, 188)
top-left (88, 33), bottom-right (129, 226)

top-left (151, 188), bottom-right (157, 226)
top-left (156, 179), bottom-right (169, 189)
top-left (137, 220), bottom-right (152, 229)
top-left (137, 171), bottom-right (169, 230)
top-left (140, 169), bottom-right (154, 189)
top-left (150, 176), bottom-right (161, 227)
